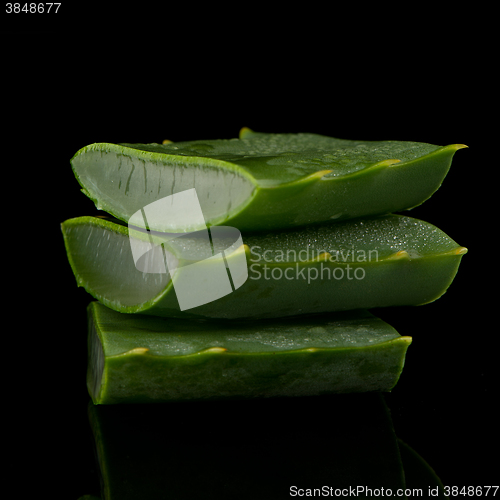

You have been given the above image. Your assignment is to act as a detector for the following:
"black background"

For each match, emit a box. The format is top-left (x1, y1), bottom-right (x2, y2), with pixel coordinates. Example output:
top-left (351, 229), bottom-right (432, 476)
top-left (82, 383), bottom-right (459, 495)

top-left (4, 11), bottom-right (496, 499)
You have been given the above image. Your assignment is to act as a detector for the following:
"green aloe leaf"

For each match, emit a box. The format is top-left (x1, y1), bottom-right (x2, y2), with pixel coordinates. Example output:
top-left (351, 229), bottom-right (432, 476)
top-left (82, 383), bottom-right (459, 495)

top-left (70, 129), bottom-right (466, 232)
top-left (61, 214), bottom-right (466, 319)
top-left (87, 301), bottom-right (411, 404)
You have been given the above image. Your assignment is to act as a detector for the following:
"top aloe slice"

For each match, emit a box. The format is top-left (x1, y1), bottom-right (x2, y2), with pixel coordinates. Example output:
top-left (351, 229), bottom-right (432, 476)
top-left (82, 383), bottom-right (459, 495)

top-left (70, 128), bottom-right (466, 232)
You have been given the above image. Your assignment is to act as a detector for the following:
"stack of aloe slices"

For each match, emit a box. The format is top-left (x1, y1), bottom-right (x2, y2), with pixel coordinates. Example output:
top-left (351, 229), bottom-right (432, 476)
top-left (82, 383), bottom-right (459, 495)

top-left (62, 127), bottom-right (467, 404)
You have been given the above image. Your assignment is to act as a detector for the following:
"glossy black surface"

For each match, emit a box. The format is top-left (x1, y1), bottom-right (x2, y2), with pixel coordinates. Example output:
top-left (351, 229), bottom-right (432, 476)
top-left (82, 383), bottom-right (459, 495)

top-left (57, 124), bottom-right (495, 497)
top-left (10, 34), bottom-right (495, 499)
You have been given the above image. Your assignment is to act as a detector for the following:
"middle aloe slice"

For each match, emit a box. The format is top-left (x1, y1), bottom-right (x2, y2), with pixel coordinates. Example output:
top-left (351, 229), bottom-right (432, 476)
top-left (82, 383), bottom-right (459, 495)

top-left (61, 214), bottom-right (466, 320)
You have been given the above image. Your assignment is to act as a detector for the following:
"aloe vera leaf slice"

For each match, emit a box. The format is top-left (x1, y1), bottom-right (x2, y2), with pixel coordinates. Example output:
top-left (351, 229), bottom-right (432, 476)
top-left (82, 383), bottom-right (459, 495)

top-left (87, 301), bottom-right (411, 404)
top-left (70, 130), bottom-right (466, 232)
top-left (61, 214), bottom-right (466, 319)
top-left (87, 394), bottom-right (405, 498)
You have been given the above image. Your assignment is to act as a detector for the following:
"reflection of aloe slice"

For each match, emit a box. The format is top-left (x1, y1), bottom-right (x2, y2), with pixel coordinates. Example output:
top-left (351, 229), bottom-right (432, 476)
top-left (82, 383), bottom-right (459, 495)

top-left (87, 393), bottom-right (405, 498)
top-left (70, 129), bottom-right (466, 232)
top-left (398, 439), bottom-right (448, 497)
top-left (87, 301), bottom-right (410, 404)
top-left (61, 214), bottom-right (466, 319)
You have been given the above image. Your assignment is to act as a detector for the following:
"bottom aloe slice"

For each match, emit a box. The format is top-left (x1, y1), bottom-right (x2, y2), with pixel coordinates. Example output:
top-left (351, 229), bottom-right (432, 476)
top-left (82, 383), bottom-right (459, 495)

top-left (62, 214), bottom-right (466, 319)
top-left (87, 301), bottom-right (411, 404)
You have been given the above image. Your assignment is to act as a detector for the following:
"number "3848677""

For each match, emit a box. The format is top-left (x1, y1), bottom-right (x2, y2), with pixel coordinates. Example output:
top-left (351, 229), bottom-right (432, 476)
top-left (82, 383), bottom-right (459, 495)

top-left (5, 2), bottom-right (61, 13)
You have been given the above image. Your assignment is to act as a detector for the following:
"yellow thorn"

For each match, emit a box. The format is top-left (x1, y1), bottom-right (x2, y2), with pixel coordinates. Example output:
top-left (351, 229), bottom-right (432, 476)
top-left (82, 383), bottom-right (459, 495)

top-left (308, 169), bottom-right (333, 181)
top-left (386, 250), bottom-right (410, 260)
top-left (455, 246), bottom-right (468, 255)
top-left (316, 252), bottom-right (332, 261)
top-left (239, 127), bottom-right (253, 139)
top-left (162, 139), bottom-right (173, 144)
top-left (379, 159), bottom-right (401, 167)
top-left (203, 347), bottom-right (227, 353)
top-left (128, 347), bottom-right (149, 354)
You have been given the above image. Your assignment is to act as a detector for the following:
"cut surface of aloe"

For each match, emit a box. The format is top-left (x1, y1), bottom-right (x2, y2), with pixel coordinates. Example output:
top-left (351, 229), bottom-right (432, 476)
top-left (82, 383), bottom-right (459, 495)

top-left (87, 301), bottom-right (411, 404)
top-left (70, 128), bottom-right (466, 232)
top-left (61, 214), bottom-right (466, 319)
